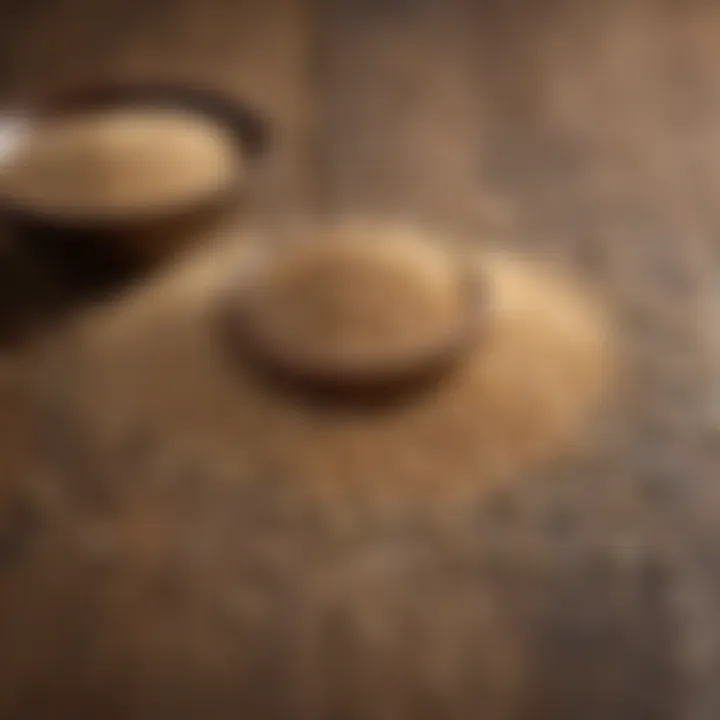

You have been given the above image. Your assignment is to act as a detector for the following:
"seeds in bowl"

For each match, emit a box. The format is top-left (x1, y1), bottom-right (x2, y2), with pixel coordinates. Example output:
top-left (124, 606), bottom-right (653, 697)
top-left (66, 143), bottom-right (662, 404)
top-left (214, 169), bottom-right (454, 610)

top-left (0, 107), bottom-right (244, 222)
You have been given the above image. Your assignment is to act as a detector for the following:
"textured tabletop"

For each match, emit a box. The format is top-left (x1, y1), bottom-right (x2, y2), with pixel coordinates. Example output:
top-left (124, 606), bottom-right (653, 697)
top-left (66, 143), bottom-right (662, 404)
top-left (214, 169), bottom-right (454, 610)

top-left (2, 1), bottom-right (720, 718)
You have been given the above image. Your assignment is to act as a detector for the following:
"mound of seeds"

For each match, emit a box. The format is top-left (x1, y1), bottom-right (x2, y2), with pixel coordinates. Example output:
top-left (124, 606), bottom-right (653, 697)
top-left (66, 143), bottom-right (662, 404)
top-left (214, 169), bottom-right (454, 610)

top-left (50, 224), bottom-right (615, 510)
top-left (0, 107), bottom-right (243, 221)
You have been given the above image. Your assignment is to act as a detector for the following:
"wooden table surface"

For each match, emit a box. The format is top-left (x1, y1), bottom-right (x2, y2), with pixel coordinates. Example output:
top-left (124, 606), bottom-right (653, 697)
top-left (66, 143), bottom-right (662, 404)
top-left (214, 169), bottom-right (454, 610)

top-left (3, 1), bottom-right (720, 718)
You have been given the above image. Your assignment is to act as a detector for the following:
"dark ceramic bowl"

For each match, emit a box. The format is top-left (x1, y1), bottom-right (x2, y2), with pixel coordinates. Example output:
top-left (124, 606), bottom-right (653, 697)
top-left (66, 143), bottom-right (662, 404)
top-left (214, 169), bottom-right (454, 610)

top-left (0, 81), bottom-right (269, 299)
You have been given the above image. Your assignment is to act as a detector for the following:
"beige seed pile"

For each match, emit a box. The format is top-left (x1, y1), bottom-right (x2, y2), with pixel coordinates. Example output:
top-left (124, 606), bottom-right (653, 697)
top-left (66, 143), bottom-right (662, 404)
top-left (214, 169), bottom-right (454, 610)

top-left (55, 225), bottom-right (616, 512)
top-left (0, 107), bottom-right (242, 220)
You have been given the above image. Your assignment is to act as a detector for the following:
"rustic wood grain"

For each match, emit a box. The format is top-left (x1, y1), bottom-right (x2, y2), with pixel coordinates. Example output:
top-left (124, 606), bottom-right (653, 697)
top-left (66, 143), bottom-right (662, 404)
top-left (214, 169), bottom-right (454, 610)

top-left (312, 3), bottom-right (719, 718)
top-left (3, 0), bottom-right (720, 718)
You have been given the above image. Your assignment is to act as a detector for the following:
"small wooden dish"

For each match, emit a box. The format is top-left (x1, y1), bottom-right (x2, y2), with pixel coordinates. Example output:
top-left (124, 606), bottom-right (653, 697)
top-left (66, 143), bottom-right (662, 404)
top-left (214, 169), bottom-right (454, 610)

top-left (219, 234), bottom-right (486, 402)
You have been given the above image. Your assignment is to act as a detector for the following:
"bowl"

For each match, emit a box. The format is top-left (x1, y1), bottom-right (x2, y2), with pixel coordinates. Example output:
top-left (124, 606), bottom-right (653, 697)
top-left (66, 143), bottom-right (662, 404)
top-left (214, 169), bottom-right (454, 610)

top-left (0, 81), bottom-right (269, 301)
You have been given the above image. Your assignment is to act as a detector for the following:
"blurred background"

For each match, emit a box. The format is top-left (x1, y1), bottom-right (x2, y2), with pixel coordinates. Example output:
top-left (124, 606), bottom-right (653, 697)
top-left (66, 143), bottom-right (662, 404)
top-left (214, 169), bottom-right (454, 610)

top-left (3, 1), bottom-right (720, 718)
